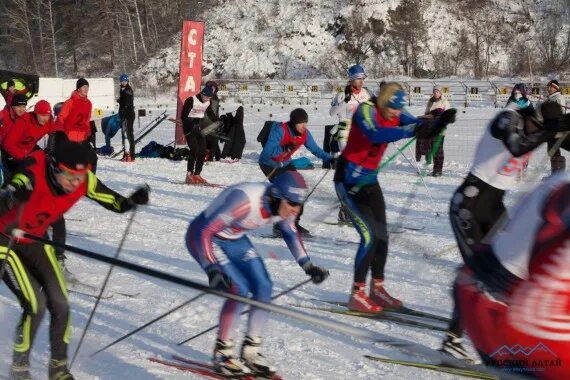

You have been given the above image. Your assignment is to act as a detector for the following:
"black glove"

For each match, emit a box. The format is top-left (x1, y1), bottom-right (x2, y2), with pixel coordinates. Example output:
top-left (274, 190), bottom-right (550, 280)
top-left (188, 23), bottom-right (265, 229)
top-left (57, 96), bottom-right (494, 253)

top-left (343, 85), bottom-right (353, 103)
top-left (206, 265), bottom-right (232, 290)
top-left (302, 262), bottom-right (329, 284)
top-left (128, 184), bottom-right (150, 206)
top-left (438, 109), bottom-right (457, 127)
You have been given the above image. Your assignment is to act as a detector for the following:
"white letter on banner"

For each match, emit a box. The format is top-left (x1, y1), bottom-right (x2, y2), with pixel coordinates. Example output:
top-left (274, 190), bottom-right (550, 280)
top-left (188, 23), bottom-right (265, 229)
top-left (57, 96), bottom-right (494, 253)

top-left (184, 76), bottom-right (196, 92)
top-left (187, 52), bottom-right (196, 68)
top-left (188, 29), bottom-right (197, 45)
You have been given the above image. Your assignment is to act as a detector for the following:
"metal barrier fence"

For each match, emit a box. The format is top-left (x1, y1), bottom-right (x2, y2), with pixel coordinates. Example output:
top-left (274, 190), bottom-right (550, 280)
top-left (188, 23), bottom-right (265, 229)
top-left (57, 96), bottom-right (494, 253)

top-left (212, 79), bottom-right (570, 109)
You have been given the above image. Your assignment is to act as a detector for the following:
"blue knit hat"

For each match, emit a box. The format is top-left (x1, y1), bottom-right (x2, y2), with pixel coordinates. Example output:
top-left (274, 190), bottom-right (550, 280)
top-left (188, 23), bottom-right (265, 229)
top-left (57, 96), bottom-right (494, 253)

top-left (387, 89), bottom-right (407, 110)
top-left (347, 65), bottom-right (366, 81)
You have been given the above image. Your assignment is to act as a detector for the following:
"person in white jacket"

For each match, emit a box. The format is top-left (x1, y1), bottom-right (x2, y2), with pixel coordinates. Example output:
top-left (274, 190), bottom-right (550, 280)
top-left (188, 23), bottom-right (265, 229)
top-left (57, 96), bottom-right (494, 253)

top-left (329, 64), bottom-right (372, 224)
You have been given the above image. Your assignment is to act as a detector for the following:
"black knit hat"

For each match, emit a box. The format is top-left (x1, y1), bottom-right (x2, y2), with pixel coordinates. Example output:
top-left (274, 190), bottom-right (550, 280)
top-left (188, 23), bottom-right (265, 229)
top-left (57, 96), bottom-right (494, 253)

top-left (290, 108), bottom-right (308, 125)
top-left (76, 78), bottom-right (89, 90)
top-left (52, 132), bottom-right (92, 173)
top-left (547, 80), bottom-right (560, 91)
top-left (11, 94), bottom-right (27, 107)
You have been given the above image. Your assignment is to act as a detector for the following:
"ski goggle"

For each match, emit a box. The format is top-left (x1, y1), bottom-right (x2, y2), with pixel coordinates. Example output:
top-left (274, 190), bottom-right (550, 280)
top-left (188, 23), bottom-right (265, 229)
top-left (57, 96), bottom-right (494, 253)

top-left (56, 162), bottom-right (91, 180)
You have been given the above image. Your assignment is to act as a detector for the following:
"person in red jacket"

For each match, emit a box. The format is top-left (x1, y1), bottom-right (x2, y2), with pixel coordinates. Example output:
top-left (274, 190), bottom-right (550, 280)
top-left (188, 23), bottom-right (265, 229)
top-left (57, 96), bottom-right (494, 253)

top-left (0, 134), bottom-right (150, 380)
top-left (1, 100), bottom-right (60, 174)
top-left (55, 78), bottom-right (97, 171)
top-left (0, 94), bottom-right (28, 142)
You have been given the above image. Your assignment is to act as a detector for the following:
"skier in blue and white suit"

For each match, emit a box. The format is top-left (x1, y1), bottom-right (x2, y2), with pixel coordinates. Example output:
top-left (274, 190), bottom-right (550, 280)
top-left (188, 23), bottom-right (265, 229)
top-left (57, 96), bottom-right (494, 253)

top-left (185, 171), bottom-right (329, 378)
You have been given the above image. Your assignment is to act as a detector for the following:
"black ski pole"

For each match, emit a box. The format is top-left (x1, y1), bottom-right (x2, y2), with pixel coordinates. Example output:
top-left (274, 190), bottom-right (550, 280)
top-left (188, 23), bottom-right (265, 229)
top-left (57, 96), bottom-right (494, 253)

top-left (177, 278), bottom-right (311, 346)
top-left (70, 208), bottom-right (138, 368)
top-left (15, 231), bottom-right (520, 380)
top-left (90, 292), bottom-right (207, 357)
top-left (305, 168), bottom-right (331, 201)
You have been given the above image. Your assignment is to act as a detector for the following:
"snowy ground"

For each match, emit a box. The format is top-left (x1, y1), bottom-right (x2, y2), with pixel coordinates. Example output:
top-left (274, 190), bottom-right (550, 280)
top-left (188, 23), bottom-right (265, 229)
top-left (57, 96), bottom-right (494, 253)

top-left (0, 103), bottom-right (551, 379)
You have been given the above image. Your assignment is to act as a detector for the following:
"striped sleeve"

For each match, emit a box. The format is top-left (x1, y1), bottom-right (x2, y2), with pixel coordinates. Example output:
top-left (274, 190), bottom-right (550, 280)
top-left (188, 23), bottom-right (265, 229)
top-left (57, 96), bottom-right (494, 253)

top-left (85, 172), bottom-right (132, 212)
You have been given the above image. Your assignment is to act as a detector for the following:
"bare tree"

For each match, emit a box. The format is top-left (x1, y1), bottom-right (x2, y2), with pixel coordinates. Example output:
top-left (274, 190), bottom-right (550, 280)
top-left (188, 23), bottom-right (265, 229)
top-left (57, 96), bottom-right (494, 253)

top-left (5, 0), bottom-right (39, 72)
top-left (46, 0), bottom-right (59, 76)
top-left (386, 0), bottom-right (427, 77)
top-left (132, 0), bottom-right (148, 56)
top-left (334, 4), bottom-right (385, 65)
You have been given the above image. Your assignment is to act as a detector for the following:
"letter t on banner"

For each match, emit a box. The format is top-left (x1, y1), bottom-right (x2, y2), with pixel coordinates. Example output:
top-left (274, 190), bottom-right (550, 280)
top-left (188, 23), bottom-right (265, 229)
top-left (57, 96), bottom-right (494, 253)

top-left (175, 21), bottom-right (205, 145)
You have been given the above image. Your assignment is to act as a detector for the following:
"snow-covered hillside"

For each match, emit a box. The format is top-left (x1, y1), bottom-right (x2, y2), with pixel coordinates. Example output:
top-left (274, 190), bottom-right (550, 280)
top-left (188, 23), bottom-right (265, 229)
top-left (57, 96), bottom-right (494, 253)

top-left (136, 0), bottom-right (552, 86)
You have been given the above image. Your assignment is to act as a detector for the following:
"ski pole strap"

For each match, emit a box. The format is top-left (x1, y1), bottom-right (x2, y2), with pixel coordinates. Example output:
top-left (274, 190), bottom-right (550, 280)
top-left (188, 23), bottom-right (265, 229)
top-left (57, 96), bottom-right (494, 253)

top-left (426, 129), bottom-right (445, 165)
top-left (348, 136), bottom-right (417, 195)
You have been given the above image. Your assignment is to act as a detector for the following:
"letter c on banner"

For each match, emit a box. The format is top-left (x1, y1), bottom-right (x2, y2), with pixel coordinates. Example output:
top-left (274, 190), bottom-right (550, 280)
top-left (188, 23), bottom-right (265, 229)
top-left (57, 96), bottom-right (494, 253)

top-left (188, 29), bottom-right (197, 45)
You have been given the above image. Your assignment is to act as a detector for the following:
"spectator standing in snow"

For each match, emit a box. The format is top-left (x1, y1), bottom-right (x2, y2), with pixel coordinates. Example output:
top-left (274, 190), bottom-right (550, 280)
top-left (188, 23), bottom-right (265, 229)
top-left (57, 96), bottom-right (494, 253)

top-left (118, 74), bottom-right (136, 162)
top-left (505, 83), bottom-right (534, 111)
top-left (416, 85), bottom-right (450, 177)
top-left (181, 83), bottom-right (216, 184)
top-left (545, 80), bottom-right (567, 175)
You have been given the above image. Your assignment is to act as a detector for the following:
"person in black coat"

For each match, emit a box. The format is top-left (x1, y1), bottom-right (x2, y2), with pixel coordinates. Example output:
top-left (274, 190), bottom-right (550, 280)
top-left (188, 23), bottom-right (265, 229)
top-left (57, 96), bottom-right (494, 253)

top-left (118, 73), bottom-right (135, 162)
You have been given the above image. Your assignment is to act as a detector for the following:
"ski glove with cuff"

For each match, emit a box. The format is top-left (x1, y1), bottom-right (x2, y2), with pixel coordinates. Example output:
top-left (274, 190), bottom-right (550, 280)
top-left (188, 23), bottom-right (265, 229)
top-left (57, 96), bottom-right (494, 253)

top-left (128, 184), bottom-right (150, 207)
top-left (302, 262), bottom-right (329, 284)
top-left (206, 265), bottom-right (232, 290)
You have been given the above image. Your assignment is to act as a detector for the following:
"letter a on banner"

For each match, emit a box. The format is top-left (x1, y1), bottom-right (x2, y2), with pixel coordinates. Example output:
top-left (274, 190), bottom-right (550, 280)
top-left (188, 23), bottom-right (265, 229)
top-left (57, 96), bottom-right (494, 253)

top-left (175, 20), bottom-right (205, 145)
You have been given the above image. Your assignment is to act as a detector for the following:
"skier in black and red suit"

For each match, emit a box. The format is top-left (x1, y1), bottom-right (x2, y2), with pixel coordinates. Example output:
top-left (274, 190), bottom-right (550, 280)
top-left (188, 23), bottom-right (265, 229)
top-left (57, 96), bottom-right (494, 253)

top-left (456, 172), bottom-right (570, 380)
top-left (440, 101), bottom-right (570, 360)
top-left (0, 133), bottom-right (149, 380)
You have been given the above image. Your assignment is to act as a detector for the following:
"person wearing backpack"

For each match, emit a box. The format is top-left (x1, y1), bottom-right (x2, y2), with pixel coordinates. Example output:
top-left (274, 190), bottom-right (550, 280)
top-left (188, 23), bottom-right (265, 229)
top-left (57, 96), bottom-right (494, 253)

top-left (258, 108), bottom-right (333, 237)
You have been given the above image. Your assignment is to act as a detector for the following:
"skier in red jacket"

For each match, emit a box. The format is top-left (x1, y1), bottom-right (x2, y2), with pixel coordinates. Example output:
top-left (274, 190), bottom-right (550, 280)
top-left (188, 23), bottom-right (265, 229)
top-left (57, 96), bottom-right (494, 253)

top-left (0, 133), bottom-right (149, 380)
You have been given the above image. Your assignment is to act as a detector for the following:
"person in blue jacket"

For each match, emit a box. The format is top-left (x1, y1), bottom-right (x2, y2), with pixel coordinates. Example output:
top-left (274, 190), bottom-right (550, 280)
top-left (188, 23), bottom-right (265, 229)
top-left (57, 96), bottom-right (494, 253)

top-left (258, 108), bottom-right (333, 236)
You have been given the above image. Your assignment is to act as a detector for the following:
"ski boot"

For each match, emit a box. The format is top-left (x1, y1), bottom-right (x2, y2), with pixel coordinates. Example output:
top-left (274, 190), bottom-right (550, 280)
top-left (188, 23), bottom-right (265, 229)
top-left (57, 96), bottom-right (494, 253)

top-left (213, 339), bottom-right (252, 378)
top-left (240, 336), bottom-right (277, 378)
top-left (49, 359), bottom-right (75, 380)
top-left (369, 279), bottom-right (403, 309)
top-left (185, 172), bottom-right (198, 185)
top-left (10, 352), bottom-right (31, 380)
top-left (439, 332), bottom-right (474, 363)
top-left (120, 153), bottom-right (131, 162)
top-left (194, 175), bottom-right (207, 184)
top-left (348, 283), bottom-right (382, 313)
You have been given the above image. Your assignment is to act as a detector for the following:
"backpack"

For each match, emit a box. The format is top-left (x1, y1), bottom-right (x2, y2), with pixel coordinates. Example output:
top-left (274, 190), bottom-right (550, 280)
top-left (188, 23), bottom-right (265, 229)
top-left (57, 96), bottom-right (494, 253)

top-left (257, 121), bottom-right (277, 147)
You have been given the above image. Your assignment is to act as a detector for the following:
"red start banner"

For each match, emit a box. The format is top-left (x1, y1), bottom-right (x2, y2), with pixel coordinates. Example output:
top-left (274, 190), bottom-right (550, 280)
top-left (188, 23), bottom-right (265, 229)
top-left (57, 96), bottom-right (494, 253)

top-left (175, 20), bottom-right (205, 145)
